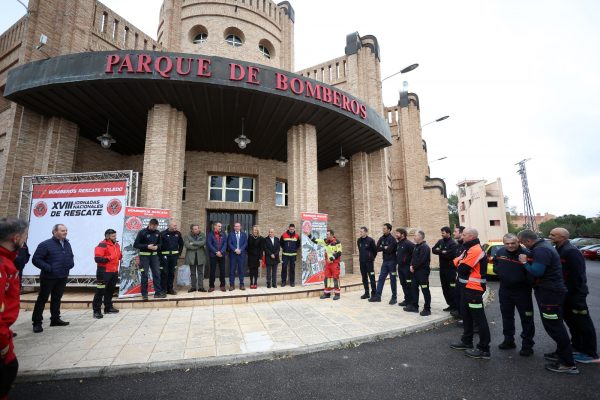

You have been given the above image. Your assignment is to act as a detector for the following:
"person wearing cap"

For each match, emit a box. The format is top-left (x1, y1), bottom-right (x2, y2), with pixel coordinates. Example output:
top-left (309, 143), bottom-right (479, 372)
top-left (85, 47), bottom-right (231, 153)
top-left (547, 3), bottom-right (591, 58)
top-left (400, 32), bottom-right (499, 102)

top-left (92, 229), bottom-right (122, 318)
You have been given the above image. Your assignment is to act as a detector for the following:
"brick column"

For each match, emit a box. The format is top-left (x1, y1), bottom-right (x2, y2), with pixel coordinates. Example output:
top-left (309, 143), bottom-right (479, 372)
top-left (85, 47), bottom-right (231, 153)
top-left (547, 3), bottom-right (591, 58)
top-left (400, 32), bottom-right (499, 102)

top-left (287, 124), bottom-right (318, 219)
top-left (141, 104), bottom-right (186, 223)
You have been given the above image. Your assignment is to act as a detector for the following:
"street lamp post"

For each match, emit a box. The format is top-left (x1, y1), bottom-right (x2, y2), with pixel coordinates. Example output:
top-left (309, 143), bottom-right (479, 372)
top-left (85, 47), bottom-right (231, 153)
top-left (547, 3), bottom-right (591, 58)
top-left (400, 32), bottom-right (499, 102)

top-left (381, 63), bottom-right (419, 83)
top-left (429, 156), bottom-right (448, 164)
top-left (421, 115), bottom-right (450, 128)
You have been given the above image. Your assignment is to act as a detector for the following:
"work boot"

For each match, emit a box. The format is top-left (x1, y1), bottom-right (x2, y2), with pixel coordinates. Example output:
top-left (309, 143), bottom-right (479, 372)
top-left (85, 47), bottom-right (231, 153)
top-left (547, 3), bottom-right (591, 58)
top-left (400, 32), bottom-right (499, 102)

top-left (368, 296), bottom-right (381, 303)
top-left (104, 307), bottom-right (119, 314)
top-left (360, 293), bottom-right (370, 300)
top-left (220, 285), bottom-right (226, 292)
top-left (32, 324), bottom-right (43, 333)
top-left (168, 289), bottom-right (177, 295)
top-left (450, 341), bottom-right (473, 350)
top-left (398, 300), bottom-right (408, 307)
top-left (389, 297), bottom-right (397, 305)
top-left (403, 305), bottom-right (419, 313)
top-left (93, 311), bottom-right (103, 319)
top-left (290, 283), bottom-right (295, 287)
top-left (498, 341), bottom-right (516, 350)
top-left (320, 293), bottom-right (331, 299)
top-left (142, 295), bottom-right (149, 301)
top-left (465, 348), bottom-right (491, 360)
top-left (333, 294), bottom-right (340, 301)
top-left (240, 285), bottom-right (246, 291)
top-left (519, 347), bottom-right (534, 357)
top-left (420, 308), bottom-right (431, 316)
top-left (450, 310), bottom-right (461, 318)
top-left (267, 282), bottom-right (271, 288)
top-left (281, 282), bottom-right (287, 287)
top-left (154, 293), bottom-right (166, 299)
top-left (199, 288), bottom-right (207, 292)
top-left (50, 319), bottom-right (70, 327)
top-left (443, 306), bottom-right (453, 312)
top-left (229, 285), bottom-right (235, 291)
top-left (188, 288), bottom-right (196, 293)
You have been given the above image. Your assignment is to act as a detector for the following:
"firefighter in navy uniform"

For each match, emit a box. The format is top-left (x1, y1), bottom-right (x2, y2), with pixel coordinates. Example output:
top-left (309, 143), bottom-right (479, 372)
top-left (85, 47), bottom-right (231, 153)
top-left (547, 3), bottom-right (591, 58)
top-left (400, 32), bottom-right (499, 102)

top-left (310, 230), bottom-right (342, 300)
top-left (493, 233), bottom-right (535, 356)
top-left (356, 227), bottom-right (377, 299)
top-left (92, 229), bottom-right (122, 319)
top-left (517, 229), bottom-right (579, 374)
top-left (280, 224), bottom-right (301, 287)
top-left (550, 228), bottom-right (599, 364)
top-left (133, 218), bottom-right (164, 300)
top-left (432, 226), bottom-right (459, 314)
top-left (404, 230), bottom-right (432, 316)
top-left (160, 220), bottom-right (184, 295)
top-left (394, 228), bottom-right (415, 307)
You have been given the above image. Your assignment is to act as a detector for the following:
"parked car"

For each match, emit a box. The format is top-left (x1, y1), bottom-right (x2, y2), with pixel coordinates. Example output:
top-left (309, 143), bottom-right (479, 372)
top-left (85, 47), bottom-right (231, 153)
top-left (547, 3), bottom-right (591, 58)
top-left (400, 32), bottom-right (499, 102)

top-left (573, 238), bottom-right (600, 249)
top-left (581, 245), bottom-right (600, 260)
top-left (482, 240), bottom-right (504, 278)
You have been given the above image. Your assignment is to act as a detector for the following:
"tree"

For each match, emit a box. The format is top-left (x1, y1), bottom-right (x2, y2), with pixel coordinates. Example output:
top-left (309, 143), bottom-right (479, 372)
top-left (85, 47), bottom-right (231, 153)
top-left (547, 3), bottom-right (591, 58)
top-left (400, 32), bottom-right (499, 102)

top-left (448, 193), bottom-right (459, 227)
top-left (539, 214), bottom-right (600, 237)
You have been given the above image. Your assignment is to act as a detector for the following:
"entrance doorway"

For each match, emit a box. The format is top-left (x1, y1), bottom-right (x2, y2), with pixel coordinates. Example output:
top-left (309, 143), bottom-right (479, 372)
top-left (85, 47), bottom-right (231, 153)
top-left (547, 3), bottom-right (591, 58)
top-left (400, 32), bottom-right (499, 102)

top-left (205, 210), bottom-right (256, 235)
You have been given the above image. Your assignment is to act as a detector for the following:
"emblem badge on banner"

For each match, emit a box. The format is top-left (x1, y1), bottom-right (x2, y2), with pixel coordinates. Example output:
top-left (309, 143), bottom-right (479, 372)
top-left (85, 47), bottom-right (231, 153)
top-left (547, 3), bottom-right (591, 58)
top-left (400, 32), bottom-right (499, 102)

top-left (300, 212), bottom-right (328, 285)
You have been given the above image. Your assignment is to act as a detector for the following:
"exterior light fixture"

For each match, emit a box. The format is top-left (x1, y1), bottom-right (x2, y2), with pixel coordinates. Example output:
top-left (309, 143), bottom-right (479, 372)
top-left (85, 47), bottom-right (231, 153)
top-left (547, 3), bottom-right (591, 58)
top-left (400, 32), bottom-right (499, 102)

top-left (96, 120), bottom-right (116, 149)
top-left (234, 117), bottom-right (251, 149)
top-left (336, 147), bottom-right (348, 168)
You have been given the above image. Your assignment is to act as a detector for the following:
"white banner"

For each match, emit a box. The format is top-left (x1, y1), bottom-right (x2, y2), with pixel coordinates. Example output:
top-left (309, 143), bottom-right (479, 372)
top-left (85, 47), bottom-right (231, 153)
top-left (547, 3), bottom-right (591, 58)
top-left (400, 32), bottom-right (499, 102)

top-left (24, 181), bottom-right (128, 276)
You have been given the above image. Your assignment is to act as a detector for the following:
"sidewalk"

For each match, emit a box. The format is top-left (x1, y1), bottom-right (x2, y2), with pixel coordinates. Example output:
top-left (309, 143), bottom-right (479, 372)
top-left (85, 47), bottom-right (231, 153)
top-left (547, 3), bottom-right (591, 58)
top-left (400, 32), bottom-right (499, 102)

top-left (14, 285), bottom-right (452, 382)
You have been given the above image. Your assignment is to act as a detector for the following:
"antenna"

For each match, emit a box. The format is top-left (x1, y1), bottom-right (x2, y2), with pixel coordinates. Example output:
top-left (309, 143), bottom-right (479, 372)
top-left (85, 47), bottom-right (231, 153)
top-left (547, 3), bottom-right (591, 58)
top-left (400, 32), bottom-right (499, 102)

top-left (515, 158), bottom-right (537, 232)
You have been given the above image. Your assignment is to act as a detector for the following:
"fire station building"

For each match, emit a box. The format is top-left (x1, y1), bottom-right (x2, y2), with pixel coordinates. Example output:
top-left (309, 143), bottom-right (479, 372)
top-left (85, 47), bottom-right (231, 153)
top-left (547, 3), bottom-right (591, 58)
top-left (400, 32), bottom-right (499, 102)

top-left (0, 0), bottom-right (448, 272)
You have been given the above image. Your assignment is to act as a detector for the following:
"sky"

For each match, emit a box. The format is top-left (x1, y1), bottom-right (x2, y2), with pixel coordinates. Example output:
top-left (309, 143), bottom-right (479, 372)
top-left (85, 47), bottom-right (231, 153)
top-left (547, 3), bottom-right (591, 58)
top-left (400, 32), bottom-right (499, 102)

top-left (2, 0), bottom-right (599, 218)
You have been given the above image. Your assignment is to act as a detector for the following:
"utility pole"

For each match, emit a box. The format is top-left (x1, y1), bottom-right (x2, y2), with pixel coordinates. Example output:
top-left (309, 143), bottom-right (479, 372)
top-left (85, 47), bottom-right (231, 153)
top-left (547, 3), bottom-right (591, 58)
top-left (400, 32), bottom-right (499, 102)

top-left (516, 159), bottom-right (537, 232)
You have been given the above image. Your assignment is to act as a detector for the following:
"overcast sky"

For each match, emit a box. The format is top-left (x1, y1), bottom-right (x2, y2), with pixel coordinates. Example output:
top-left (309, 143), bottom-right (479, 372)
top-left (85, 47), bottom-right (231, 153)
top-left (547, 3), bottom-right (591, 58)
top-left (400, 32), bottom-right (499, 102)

top-left (2, 0), bottom-right (599, 217)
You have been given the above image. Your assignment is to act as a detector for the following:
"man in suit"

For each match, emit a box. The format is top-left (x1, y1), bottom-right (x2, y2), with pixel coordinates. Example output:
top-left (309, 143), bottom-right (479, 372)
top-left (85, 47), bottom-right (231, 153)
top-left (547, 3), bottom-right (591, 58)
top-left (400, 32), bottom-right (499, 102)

top-left (227, 222), bottom-right (248, 290)
top-left (207, 222), bottom-right (227, 292)
top-left (263, 228), bottom-right (280, 288)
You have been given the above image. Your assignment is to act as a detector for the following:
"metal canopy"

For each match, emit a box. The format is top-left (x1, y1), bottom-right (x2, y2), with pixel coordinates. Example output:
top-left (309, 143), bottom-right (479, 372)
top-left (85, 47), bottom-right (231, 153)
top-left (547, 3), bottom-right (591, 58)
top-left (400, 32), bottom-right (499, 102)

top-left (5, 51), bottom-right (392, 170)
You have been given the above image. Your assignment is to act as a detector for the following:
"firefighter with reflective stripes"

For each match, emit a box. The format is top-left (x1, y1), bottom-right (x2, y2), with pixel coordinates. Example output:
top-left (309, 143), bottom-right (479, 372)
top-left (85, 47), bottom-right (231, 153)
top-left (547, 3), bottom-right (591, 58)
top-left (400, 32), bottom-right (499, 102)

top-left (310, 230), bottom-right (342, 300)
top-left (92, 229), bottom-right (122, 319)
top-left (395, 228), bottom-right (415, 307)
top-left (450, 228), bottom-right (491, 359)
top-left (493, 233), bottom-right (535, 356)
top-left (280, 224), bottom-right (301, 287)
top-left (404, 230), bottom-right (431, 316)
top-left (133, 219), bottom-right (164, 300)
top-left (517, 229), bottom-right (578, 374)
top-left (550, 228), bottom-right (598, 364)
top-left (160, 220), bottom-right (184, 295)
top-left (432, 226), bottom-right (459, 314)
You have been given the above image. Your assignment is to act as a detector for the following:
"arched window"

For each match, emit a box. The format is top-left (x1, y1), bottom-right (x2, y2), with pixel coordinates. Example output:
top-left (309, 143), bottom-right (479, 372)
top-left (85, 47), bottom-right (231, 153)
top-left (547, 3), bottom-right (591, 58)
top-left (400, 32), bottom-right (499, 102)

top-left (225, 34), bottom-right (243, 47)
top-left (259, 44), bottom-right (271, 59)
top-left (193, 32), bottom-right (208, 44)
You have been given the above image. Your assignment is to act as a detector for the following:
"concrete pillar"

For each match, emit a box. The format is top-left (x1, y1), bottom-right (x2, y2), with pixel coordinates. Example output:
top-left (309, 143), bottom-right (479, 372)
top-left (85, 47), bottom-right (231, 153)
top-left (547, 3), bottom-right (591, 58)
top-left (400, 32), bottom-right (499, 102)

top-left (287, 124), bottom-right (318, 219)
top-left (141, 104), bottom-right (186, 223)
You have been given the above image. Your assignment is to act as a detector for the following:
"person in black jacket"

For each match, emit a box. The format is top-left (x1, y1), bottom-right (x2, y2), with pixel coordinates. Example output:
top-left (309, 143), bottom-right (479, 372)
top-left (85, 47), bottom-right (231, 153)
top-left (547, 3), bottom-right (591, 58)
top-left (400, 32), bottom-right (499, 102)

top-left (550, 228), bottom-right (598, 364)
top-left (493, 233), bottom-right (535, 356)
top-left (263, 229), bottom-right (280, 288)
top-left (14, 242), bottom-right (30, 291)
top-left (369, 223), bottom-right (397, 304)
top-left (160, 220), bottom-right (184, 295)
top-left (395, 228), bottom-right (415, 307)
top-left (404, 230), bottom-right (432, 316)
top-left (357, 226), bottom-right (377, 299)
top-left (134, 219), bottom-right (164, 300)
top-left (31, 224), bottom-right (74, 333)
top-left (432, 227), bottom-right (459, 314)
top-left (247, 226), bottom-right (264, 289)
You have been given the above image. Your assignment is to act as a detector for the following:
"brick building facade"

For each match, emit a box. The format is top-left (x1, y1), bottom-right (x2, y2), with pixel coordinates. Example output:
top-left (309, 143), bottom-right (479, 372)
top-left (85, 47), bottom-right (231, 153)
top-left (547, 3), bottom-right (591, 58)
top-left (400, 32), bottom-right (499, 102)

top-left (0, 0), bottom-right (448, 273)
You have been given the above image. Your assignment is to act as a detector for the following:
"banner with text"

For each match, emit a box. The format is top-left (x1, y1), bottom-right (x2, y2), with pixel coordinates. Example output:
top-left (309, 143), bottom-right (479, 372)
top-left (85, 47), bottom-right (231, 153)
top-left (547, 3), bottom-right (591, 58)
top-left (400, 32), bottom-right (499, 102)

top-left (300, 212), bottom-right (328, 286)
top-left (118, 207), bottom-right (171, 298)
top-left (24, 181), bottom-right (128, 277)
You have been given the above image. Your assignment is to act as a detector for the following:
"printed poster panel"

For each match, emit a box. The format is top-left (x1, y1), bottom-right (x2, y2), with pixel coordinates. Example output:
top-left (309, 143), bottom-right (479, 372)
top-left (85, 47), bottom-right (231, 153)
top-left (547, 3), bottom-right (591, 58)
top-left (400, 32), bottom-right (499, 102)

top-left (119, 207), bottom-right (170, 298)
top-left (24, 181), bottom-right (127, 277)
top-left (301, 212), bottom-right (328, 286)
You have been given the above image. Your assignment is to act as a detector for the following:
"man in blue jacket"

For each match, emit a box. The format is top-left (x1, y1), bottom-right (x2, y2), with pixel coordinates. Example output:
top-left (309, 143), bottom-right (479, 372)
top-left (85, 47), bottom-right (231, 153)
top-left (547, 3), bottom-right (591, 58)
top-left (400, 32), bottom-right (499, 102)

top-left (207, 221), bottom-right (227, 292)
top-left (493, 233), bottom-right (535, 356)
top-left (227, 222), bottom-right (248, 291)
top-left (369, 223), bottom-right (398, 304)
top-left (31, 224), bottom-right (74, 333)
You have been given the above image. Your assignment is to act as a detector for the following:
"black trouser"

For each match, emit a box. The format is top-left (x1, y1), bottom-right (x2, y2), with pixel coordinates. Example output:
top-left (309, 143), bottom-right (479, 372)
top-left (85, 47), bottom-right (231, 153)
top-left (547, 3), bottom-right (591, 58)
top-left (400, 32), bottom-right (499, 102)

top-left (499, 286), bottom-right (535, 349)
top-left (139, 254), bottom-right (161, 297)
top-left (266, 263), bottom-right (278, 285)
top-left (209, 256), bottom-right (226, 288)
top-left (534, 288), bottom-right (574, 366)
top-left (281, 255), bottom-right (296, 284)
top-left (160, 254), bottom-right (178, 292)
top-left (461, 288), bottom-right (491, 352)
top-left (92, 267), bottom-right (118, 312)
top-left (455, 279), bottom-right (464, 318)
top-left (0, 359), bottom-right (18, 399)
top-left (190, 264), bottom-right (205, 290)
top-left (397, 265), bottom-right (413, 303)
top-left (563, 296), bottom-right (598, 358)
top-left (411, 268), bottom-right (431, 309)
top-left (440, 267), bottom-right (458, 309)
top-left (359, 260), bottom-right (376, 295)
top-left (32, 276), bottom-right (68, 325)
top-left (248, 258), bottom-right (260, 285)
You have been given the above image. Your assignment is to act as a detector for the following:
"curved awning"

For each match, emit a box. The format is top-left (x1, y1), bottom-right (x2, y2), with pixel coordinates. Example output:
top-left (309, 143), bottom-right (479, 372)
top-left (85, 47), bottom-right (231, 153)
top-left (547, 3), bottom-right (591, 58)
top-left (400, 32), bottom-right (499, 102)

top-left (5, 51), bottom-right (391, 169)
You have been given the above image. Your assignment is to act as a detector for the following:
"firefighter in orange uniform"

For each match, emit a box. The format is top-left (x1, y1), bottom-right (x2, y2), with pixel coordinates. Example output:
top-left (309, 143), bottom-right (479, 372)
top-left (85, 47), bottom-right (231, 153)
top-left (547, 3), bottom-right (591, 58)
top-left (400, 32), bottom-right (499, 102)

top-left (93, 229), bottom-right (122, 319)
top-left (310, 229), bottom-right (343, 300)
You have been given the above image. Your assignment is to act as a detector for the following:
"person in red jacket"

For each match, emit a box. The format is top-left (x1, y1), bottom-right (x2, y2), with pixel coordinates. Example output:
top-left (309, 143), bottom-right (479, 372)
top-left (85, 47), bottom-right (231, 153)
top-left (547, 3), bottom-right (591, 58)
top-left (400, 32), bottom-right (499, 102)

top-left (0, 217), bottom-right (29, 400)
top-left (92, 229), bottom-right (122, 319)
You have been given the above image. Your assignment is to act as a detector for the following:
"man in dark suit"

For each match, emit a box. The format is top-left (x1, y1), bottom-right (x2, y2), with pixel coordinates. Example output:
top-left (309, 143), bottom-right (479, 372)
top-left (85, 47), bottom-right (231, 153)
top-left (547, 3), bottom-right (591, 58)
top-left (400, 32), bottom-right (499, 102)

top-left (263, 228), bottom-right (280, 288)
top-left (207, 222), bottom-right (228, 292)
top-left (227, 222), bottom-right (248, 291)
top-left (31, 224), bottom-right (74, 333)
